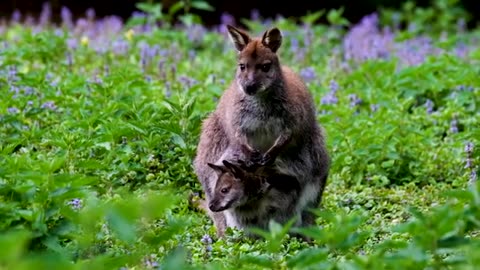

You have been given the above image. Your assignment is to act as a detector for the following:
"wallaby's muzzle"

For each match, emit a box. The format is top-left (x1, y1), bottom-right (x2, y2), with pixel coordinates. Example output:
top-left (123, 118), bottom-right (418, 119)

top-left (244, 83), bottom-right (259, 95)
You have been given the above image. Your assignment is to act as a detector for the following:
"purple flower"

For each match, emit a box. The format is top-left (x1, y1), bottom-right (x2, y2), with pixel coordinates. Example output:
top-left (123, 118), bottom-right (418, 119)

top-left (27, 100), bottom-right (34, 106)
top-left (8, 65), bottom-right (18, 81)
top-left (24, 15), bottom-right (35, 26)
top-left (165, 82), bottom-right (171, 98)
top-left (303, 24), bottom-right (314, 47)
top-left (250, 9), bottom-right (261, 21)
top-left (39, 2), bottom-right (52, 27)
top-left (67, 38), bottom-right (78, 50)
top-left (348, 94), bottom-right (362, 108)
top-left (24, 87), bottom-right (34, 95)
top-left (470, 170), bottom-right (477, 184)
top-left (320, 80), bottom-right (338, 105)
top-left (112, 39), bottom-right (129, 55)
top-left (188, 50), bottom-right (196, 60)
top-left (9, 85), bottom-right (20, 95)
top-left (465, 142), bottom-right (474, 170)
top-left (294, 48), bottom-right (306, 62)
top-left (67, 198), bottom-right (83, 210)
top-left (220, 12), bottom-right (235, 26)
top-left (343, 13), bottom-right (386, 62)
top-left (321, 92), bottom-right (338, 105)
top-left (131, 11), bottom-right (146, 19)
top-left (86, 8), bottom-right (96, 21)
top-left (425, 99), bottom-right (434, 114)
top-left (142, 254), bottom-right (159, 269)
top-left (299, 67), bottom-right (316, 83)
top-left (456, 85), bottom-right (474, 92)
top-left (370, 104), bottom-right (380, 113)
top-left (329, 80), bottom-right (339, 92)
top-left (179, 75), bottom-right (198, 88)
top-left (450, 118), bottom-right (458, 133)
top-left (186, 24), bottom-right (206, 45)
top-left (66, 52), bottom-right (73, 67)
top-left (11, 9), bottom-right (21, 23)
top-left (41, 101), bottom-right (57, 110)
top-left (465, 142), bottom-right (474, 154)
top-left (290, 37), bottom-right (299, 52)
top-left (61, 6), bottom-right (74, 29)
top-left (8, 107), bottom-right (19, 114)
top-left (201, 234), bottom-right (212, 245)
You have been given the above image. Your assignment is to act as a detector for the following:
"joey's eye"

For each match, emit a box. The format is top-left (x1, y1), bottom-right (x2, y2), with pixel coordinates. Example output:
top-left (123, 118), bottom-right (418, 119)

top-left (239, 64), bottom-right (246, 71)
top-left (221, 187), bottom-right (229, 194)
top-left (260, 63), bottom-right (271, 72)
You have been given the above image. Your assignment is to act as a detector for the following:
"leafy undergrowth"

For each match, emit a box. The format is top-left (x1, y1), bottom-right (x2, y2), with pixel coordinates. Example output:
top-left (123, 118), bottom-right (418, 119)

top-left (1, 0), bottom-right (480, 269)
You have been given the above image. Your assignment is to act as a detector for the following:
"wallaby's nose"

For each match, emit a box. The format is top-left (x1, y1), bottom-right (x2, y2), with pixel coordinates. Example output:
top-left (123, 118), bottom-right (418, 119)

top-left (209, 202), bottom-right (219, 212)
top-left (244, 83), bottom-right (258, 95)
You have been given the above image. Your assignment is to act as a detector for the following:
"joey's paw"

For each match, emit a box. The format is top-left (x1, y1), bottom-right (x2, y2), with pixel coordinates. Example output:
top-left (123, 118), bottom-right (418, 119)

top-left (248, 149), bottom-right (262, 164)
top-left (258, 153), bottom-right (274, 166)
top-left (236, 159), bottom-right (258, 172)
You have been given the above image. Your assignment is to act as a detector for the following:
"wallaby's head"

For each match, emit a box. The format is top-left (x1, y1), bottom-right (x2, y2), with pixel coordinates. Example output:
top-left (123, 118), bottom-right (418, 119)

top-left (207, 160), bottom-right (268, 212)
top-left (226, 25), bottom-right (283, 96)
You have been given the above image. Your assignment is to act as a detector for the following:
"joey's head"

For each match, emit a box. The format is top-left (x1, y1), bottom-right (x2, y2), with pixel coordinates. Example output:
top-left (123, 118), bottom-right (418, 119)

top-left (207, 160), bottom-right (248, 212)
top-left (226, 25), bottom-right (283, 96)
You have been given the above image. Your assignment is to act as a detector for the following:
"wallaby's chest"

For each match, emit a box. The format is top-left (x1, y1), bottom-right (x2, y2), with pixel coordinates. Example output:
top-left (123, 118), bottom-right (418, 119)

top-left (241, 117), bottom-right (285, 152)
top-left (239, 110), bottom-right (286, 152)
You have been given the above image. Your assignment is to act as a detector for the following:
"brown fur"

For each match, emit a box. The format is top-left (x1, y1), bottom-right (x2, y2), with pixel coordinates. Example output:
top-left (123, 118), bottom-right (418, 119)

top-left (193, 24), bottom-right (330, 237)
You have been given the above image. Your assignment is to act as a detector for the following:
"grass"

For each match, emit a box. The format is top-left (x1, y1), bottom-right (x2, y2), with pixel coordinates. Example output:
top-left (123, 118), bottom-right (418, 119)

top-left (1, 1), bottom-right (480, 269)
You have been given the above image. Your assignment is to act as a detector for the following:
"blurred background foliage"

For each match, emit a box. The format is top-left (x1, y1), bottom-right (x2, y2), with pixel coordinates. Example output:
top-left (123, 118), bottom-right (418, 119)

top-left (2, 0), bottom-right (480, 28)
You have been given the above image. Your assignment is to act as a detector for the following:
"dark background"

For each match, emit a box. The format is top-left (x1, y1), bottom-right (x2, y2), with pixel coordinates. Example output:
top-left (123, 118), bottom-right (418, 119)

top-left (1, 0), bottom-right (480, 27)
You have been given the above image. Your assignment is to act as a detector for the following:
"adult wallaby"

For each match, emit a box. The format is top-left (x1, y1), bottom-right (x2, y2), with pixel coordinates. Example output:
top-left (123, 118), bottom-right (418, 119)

top-left (193, 24), bottom-right (330, 236)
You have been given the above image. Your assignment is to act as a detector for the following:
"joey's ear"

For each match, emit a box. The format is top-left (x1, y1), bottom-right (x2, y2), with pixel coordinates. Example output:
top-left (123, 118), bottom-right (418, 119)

top-left (207, 163), bottom-right (226, 174)
top-left (222, 160), bottom-right (244, 179)
top-left (261, 27), bottom-right (282, 53)
top-left (226, 25), bottom-right (251, 52)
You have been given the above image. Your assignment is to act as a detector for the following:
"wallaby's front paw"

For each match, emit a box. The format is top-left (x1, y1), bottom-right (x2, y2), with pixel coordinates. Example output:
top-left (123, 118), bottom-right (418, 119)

top-left (248, 149), bottom-right (262, 164)
top-left (258, 153), bottom-right (274, 166)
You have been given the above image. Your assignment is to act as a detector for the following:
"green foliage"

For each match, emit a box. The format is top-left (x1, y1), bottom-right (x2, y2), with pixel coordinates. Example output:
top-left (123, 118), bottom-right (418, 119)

top-left (128, 0), bottom-right (215, 28)
top-left (1, 1), bottom-right (479, 269)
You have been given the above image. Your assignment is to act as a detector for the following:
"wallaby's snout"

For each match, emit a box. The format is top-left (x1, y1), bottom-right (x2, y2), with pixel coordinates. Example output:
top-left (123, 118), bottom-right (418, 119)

top-left (244, 82), bottom-right (260, 95)
top-left (209, 200), bottom-right (227, 212)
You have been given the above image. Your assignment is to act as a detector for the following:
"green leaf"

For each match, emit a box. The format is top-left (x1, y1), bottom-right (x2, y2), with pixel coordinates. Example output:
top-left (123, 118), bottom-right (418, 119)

top-left (190, 0), bottom-right (215, 11)
top-left (0, 229), bottom-right (31, 263)
top-left (238, 254), bottom-right (275, 268)
top-left (286, 247), bottom-right (328, 268)
top-left (437, 235), bottom-right (471, 248)
top-left (106, 208), bottom-right (137, 244)
top-left (161, 247), bottom-right (190, 270)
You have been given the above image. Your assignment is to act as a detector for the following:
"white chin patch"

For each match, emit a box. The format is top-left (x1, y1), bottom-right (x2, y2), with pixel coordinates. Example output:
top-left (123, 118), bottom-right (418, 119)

top-left (236, 80), bottom-right (245, 93)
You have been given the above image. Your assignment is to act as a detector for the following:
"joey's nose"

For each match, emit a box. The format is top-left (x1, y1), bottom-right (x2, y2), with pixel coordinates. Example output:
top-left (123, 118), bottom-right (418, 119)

top-left (209, 202), bottom-right (219, 212)
top-left (245, 84), bottom-right (258, 95)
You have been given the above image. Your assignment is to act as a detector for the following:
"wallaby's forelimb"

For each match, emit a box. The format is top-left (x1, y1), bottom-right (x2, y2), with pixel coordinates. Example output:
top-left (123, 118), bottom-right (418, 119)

top-left (261, 130), bottom-right (293, 166)
top-left (190, 196), bottom-right (227, 238)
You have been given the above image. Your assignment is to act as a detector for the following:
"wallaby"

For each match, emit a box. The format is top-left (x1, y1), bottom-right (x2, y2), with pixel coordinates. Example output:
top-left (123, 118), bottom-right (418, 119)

top-left (193, 136), bottom-right (292, 238)
top-left (193, 24), bottom-right (330, 235)
top-left (199, 159), bottom-right (300, 238)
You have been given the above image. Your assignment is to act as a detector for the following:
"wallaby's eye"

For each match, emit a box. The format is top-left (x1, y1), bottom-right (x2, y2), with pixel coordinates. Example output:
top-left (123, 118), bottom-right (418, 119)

top-left (239, 64), bottom-right (246, 71)
top-left (220, 187), bottom-right (229, 194)
top-left (260, 63), bottom-right (271, 72)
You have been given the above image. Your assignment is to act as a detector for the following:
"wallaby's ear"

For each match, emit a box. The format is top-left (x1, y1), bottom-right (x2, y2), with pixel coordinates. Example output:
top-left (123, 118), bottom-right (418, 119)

top-left (226, 25), bottom-right (251, 52)
top-left (208, 163), bottom-right (226, 174)
top-left (222, 160), bottom-right (244, 180)
top-left (261, 27), bottom-right (282, 53)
